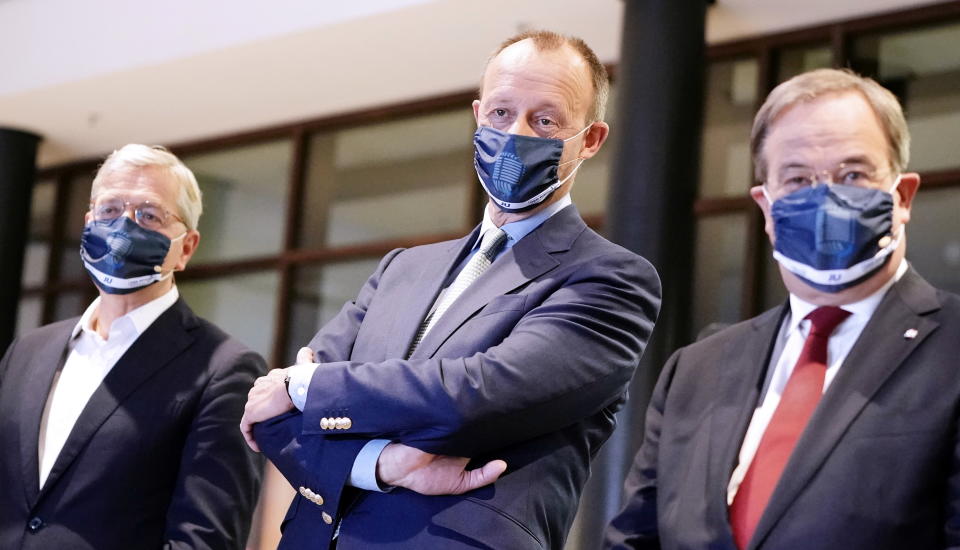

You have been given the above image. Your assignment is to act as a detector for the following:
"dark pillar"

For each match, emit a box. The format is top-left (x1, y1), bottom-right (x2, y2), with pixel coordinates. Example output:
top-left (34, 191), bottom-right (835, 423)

top-left (0, 128), bottom-right (41, 353)
top-left (567, 1), bottom-right (707, 547)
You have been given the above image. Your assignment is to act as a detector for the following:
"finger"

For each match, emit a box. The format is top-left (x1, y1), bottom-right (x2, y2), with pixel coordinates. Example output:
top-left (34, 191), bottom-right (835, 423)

top-left (456, 459), bottom-right (507, 494)
top-left (267, 368), bottom-right (286, 380)
top-left (239, 414), bottom-right (261, 453)
top-left (296, 347), bottom-right (315, 364)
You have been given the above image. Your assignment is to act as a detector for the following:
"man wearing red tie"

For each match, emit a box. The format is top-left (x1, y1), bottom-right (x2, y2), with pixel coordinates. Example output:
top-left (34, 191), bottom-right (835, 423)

top-left (604, 68), bottom-right (960, 549)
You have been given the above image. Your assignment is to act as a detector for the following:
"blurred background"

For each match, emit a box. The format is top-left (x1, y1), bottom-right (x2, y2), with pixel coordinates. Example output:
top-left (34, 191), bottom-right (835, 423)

top-left (2, 0), bottom-right (959, 548)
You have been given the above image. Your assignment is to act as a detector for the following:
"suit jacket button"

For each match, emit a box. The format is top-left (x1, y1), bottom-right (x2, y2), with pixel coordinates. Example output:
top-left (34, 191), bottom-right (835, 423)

top-left (320, 417), bottom-right (330, 429)
top-left (343, 417), bottom-right (352, 430)
top-left (322, 512), bottom-right (333, 525)
top-left (334, 417), bottom-right (345, 429)
top-left (27, 517), bottom-right (44, 532)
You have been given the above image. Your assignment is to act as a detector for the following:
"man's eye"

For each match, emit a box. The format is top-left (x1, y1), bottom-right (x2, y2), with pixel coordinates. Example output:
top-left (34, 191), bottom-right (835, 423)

top-left (493, 109), bottom-right (507, 118)
top-left (98, 206), bottom-right (119, 217)
top-left (782, 176), bottom-right (812, 188)
top-left (537, 118), bottom-right (555, 127)
top-left (840, 171), bottom-right (870, 185)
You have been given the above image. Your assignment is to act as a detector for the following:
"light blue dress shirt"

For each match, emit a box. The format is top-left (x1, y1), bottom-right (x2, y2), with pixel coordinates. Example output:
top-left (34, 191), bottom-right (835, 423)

top-left (287, 194), bottom-right (573, 491)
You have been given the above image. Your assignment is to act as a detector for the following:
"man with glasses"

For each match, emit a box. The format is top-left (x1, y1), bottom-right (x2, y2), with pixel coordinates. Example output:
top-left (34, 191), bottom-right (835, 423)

top-left (604, 68), bottom-right (960, 549)
top-left (0, 144), bottom-right (264, 550)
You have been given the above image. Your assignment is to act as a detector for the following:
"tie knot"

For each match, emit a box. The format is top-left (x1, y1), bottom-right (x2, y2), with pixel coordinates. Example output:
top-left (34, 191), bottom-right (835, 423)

top-left (479, 228), bottom-right (508, 259)
top-left (805, 306), bottom-right (850, 336)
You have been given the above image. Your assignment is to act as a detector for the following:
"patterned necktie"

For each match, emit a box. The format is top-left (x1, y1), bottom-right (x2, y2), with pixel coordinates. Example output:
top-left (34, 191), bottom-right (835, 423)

top-left (407, 227), bottom-right (508, 357)
top-left (729, 305), bottom-right (851, 549)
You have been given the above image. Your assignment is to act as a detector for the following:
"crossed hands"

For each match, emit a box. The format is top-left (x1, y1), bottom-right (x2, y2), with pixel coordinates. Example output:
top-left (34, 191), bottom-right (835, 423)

top-left (239, 347), bottom-right (506, 495)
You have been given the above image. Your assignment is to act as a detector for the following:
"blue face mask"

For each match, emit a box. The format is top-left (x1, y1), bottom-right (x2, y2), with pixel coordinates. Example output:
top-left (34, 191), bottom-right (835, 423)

top-left (767, 177), bottom-right (901, 292)
top-left (79, 216), bottom-right (182, 295)
top-left (473, 125), bottom-right (588, 212)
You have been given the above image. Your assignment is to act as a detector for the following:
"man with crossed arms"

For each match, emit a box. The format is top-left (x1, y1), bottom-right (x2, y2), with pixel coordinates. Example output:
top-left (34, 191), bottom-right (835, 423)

top-left (241, 30), bottom-right (662, 549)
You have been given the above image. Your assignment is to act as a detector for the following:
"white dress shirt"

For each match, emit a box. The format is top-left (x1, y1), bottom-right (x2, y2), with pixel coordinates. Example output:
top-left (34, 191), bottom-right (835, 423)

top-left (37, 286), bottom-right (179, 488)
top-left (726, 260), bottom-right (908, 504)
top-left (286, 194), bottom-right (574, 491)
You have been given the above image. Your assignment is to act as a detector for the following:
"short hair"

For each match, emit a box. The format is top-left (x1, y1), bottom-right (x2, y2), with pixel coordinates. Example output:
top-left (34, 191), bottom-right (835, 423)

top-left (91, 144), bottom-right (203, 230)
top-left (483, 30), bottom-right (610, 124)
top-left (751, 68), bottom-right (910, 182)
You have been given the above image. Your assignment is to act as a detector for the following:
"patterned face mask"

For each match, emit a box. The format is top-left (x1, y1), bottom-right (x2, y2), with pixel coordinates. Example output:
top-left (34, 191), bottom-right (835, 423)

top-left (80, 216), bottom-right (182, 294)
top-left (473, 125), bottom-right (588, 212)
top-left (766, 176), bottom-right (901, 292)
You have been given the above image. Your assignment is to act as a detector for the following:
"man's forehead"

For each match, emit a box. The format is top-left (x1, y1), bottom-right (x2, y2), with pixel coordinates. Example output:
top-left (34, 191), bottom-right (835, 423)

top-left (94, 165), bottom-right (175, 199)
top-left (483, 40), bottom-right (589, 88)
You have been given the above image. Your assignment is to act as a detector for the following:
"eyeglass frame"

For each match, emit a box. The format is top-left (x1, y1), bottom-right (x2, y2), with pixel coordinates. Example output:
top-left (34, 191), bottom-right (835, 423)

top-left (763, 162), bottom-right (898, 200)
top-left (88, 195), bottom-right (187, 231)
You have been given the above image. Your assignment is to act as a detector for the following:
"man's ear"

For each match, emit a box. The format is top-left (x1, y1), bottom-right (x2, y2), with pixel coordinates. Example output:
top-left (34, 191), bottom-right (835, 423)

top-left (174, 230), bottom-right (201, 271)
top-left (894, 172), bottom-right (920, 225)
top-left (578, 122), bottom-right (610, 160)
top-left (750, 185), bottom-right (775, 242)
top-left (472, 99), bottom-right (481, 125)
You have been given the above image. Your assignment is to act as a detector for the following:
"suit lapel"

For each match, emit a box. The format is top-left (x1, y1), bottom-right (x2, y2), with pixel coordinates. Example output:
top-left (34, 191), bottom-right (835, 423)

top-left (18, 325), bottom-right (73, 505)
top-left (387, 231), bottom-right (478, 359)
top-left (36, 299), bottom-right (196, 501)
top-left (750, 269), bottom-right (942, 547)
top-left (410, 205), bottom-right (582, 360)
top-left (706, 306), bottom-right (786, 542)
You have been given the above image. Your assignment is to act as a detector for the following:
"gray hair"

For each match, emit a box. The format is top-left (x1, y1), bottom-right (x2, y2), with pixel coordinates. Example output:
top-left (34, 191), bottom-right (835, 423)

top-left (751, 68), bottom-right (910, 182)
top-left (91, 144), bottom-right (203, 230)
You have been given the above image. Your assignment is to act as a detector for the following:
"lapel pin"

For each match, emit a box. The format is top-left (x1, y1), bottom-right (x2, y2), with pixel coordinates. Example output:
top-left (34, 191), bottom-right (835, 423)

top-left (903, 328), bottom-right (918, 339)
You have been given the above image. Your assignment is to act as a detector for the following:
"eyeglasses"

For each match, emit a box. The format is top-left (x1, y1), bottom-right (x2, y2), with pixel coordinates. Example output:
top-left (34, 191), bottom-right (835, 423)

top-left (766, 163), bottom-right (892, 198)
top-left (89, 196), bottom-right (185, 231)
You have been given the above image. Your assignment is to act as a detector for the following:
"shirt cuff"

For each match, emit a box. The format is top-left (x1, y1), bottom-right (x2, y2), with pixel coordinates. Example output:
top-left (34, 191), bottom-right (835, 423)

top-left (348, 439), bottom-right (394, 492)
top-left (286, 363), bottom-right (319, 411)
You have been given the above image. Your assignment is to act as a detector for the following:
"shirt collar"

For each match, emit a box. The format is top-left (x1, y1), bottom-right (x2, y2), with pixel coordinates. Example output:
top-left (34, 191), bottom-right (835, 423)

top-left (72, 285), bottom-right (180, 340)
top-left (475, 194), bottom-right (572, 249)
top-left (786, 258), bottom-right (909, 334)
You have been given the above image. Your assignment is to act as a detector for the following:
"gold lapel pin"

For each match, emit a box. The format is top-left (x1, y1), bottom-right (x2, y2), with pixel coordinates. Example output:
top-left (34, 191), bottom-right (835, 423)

top-left (903, 328), bottom-right (918, 339)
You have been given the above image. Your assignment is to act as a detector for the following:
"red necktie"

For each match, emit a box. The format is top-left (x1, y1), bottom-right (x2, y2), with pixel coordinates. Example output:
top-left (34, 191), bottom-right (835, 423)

top-left (729, 306), bottom-right (851, 549)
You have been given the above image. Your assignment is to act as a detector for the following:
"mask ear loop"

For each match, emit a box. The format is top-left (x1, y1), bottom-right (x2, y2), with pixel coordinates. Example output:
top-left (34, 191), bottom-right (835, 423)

top-left (153, 231), bottom-right (188, 275)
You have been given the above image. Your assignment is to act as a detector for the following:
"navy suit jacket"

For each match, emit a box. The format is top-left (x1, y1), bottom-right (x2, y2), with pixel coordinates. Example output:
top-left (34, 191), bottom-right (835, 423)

top-left (0, 298), bottom-right (265, 550)
top-left (604, 268), bottom-right (960, 549)
top-left (255, 204), bottom-right (662, 549)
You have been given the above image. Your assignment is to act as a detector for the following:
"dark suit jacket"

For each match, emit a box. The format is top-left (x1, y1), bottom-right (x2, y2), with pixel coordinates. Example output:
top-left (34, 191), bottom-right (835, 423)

top-left (254, 204), bottom-right (662, 549)
top-left (0, 298), bottom-right (265, 550)
top-left (604, 268), bottom-right (960, 550)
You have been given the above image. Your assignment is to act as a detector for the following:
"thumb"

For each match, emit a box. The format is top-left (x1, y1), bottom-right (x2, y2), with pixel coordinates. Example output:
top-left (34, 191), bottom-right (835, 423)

top-left (296, 347), bottom-right (315, 365)
top-left (456, 459), bottom-right (507, 494)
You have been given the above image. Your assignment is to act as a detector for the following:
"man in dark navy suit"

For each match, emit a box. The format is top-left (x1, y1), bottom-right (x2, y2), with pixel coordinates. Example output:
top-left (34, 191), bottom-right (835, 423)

top-left (242, 30), bottom-right (662, 550)
top-left (0, 144), bottom-right (264, 550)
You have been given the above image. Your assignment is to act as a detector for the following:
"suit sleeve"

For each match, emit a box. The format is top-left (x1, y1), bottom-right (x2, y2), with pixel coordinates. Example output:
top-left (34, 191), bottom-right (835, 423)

top-left (163, 349), bottom-right (266, 550)
top-left (946, 402), bottom-right (960, 549)
top-left (602, 349), bottom-right (683, 550)
top-left (300, 249), bottom-right (662, 457)
top-left (252, 249), bottom-right (406, 540)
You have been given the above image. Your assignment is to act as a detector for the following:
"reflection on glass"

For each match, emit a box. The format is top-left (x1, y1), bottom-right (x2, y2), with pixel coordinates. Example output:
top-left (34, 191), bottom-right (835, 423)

top-left (778, 45), bottom-right (832, 82)
top-left (285, 258), bottom-right (381, 364)
top-left (700, 58), bottom-right (758, 198)
top-left (59, 173), bottom-right (94, 281)
top-left (16, 297), bottom-right (43, 336)
top-left (183, 140), bottom-right (292, 263)
top-left (852, 22), bottom-right (960, 172)
top-left (907, 186), bottom-right (960, 294)
top-left (179, 271), bottom-right (280, 360)
top-left (693, 213), bottom-right (748, 338)
top-left (22, 180), bottom-right (56, 287)
top-left (301, 110), bottom-right (474, 248)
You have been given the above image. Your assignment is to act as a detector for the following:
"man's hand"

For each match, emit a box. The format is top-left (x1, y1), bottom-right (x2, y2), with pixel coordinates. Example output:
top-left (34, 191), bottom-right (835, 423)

top-left (240, 368), bottom-right (294, 452)
top-left (377, 442), bottom-right (507, 495)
